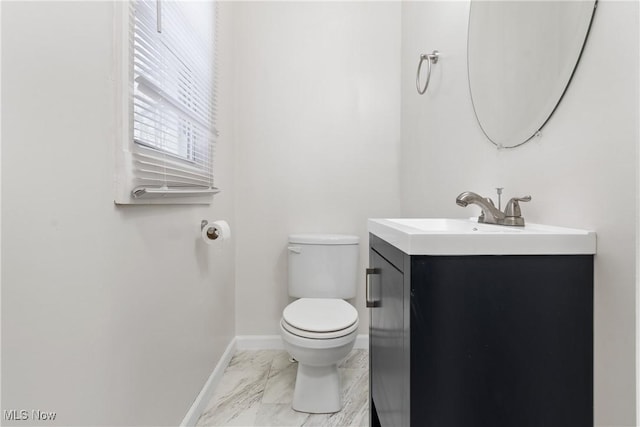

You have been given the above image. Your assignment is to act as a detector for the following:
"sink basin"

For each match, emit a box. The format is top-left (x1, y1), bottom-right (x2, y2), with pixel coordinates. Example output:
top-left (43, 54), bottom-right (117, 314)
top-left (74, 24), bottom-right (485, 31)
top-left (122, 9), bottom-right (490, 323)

top-left (368, 218), bottom-right (596, 255)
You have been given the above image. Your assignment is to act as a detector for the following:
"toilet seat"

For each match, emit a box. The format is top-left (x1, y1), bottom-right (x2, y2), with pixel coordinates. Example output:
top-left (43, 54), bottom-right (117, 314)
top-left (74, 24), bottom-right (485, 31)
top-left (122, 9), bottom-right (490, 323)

top-left (282, 298), bottom-right (359, 339)
top-left (281, 318), bottom-right (359, 339)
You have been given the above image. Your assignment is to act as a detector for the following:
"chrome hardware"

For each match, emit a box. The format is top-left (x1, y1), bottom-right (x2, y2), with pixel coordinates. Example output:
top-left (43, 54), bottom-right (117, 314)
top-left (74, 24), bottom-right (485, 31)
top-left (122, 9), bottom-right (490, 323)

top-left (456, 191), bottom-right (532, 227)
top-left (502, 196), bottom-right (532, 226)
top-left (496, 187), bottom-right (504, 211)
top-left (416, 50), bottom-right (440, 95)
top-left (456, 191), bottom-right (505, 225)
top-left (201, 220), bottom-right (219, 240)
top-left (157, 0), bottom-right (162, 33)
top-left (366, 268), bottom-right (381, 308)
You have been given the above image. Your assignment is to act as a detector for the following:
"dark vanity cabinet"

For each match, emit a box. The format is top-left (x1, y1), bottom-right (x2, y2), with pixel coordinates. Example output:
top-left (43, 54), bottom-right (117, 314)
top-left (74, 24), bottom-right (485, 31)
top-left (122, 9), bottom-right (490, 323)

top-left (368, 234), bottom-right (593, 427)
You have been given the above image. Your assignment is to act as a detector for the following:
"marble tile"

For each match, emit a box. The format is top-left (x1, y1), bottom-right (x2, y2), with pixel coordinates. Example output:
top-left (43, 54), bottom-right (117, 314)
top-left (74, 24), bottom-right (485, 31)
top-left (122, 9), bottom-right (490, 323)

top-left (253, 403), bottom-right (310, 427)
top-left (262, 361), bottom-right (298, 404)
top-left (196, 369), bottom-right (269, 426)
top-left (339, 349), bottom-right (368, 369)
top-left (226, 349), bottom-right (281, 372)
top-left (197, 349), bottom-right (369, 427)
top-left (270, 350), bottom-right (296, 372)
top-left (303, 407), bottom-right (367, 427)
top-left (334, 369), bottom-right (369, 426)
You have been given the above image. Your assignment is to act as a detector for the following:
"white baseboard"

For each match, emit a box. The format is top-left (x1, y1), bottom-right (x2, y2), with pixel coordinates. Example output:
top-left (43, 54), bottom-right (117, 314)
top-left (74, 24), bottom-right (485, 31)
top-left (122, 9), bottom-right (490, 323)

top-left (180, 337), bottom-right (237, 427)
top-left (236, 334), bottom-right (369, 350)
top-left (354, 334), bottom-right (369, 349)
top-left (181, 334), bottom-right (369, 425)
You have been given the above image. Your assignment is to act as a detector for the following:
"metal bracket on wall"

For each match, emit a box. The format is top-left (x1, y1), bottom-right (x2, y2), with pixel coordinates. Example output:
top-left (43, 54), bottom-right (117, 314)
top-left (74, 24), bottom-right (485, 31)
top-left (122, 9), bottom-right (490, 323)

top-left (416, 50), bottom-right (440, 95)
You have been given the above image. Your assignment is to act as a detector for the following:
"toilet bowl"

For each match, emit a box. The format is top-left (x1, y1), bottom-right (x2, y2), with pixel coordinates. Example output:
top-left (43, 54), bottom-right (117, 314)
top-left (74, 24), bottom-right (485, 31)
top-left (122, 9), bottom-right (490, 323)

top-left (280, 298), bottom-right (359, 413)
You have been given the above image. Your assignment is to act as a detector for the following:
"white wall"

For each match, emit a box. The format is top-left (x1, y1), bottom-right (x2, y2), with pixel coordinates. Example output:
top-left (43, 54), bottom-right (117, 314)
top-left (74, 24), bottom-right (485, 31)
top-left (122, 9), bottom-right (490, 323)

top-left (400, 1), bottom-right (638, 425)
top-left (1, 2), bottom-right (236, 425)
top-left (232, 1), bottom-right (402, 336)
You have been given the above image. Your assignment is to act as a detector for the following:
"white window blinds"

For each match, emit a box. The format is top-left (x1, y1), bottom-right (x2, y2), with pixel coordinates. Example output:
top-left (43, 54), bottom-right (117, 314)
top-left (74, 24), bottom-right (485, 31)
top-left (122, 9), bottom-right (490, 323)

top-left (126, 0), bottom-right (218, 201)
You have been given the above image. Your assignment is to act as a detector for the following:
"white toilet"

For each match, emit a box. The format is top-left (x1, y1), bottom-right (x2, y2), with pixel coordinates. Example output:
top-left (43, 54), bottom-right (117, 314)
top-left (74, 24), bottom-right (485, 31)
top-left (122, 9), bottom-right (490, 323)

top-left (280, 233), bottom-right (360, 414)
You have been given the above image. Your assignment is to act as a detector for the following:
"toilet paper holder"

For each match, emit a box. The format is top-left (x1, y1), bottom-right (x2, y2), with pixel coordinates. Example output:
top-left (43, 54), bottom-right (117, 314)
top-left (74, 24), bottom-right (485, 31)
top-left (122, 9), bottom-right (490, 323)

top-left (201, 220), bottom-right (220, 240)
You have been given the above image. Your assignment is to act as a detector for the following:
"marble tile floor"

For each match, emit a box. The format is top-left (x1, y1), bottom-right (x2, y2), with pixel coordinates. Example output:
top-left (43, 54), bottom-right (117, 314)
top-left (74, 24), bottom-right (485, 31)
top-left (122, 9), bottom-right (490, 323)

top-left (196, 349), bottom-right (369, 427)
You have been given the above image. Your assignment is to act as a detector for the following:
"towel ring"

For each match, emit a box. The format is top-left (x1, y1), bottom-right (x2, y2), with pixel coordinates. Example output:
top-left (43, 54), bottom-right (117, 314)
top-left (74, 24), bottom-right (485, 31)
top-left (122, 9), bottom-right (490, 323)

top-left (416, 50), bottom-right (440, 95)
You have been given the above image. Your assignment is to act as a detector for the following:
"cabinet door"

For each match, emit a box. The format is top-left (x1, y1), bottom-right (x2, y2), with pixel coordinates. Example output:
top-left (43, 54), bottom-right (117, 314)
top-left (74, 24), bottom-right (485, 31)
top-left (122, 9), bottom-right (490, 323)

top-left (370, 249), bottom-right (406, 427)
top-left (410, 255), bottom-right (593, 427)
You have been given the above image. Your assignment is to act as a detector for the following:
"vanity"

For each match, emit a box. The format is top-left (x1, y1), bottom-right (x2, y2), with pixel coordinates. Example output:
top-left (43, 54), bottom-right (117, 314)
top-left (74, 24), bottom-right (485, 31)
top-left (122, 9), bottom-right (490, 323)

top-left (367, 218), bottom-right (596, 427)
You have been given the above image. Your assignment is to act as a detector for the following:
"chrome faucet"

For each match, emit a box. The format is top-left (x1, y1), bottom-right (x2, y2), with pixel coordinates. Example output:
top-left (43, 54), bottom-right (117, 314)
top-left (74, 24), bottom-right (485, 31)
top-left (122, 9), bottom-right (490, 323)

top-left (456, 191), bottom-right (531, 226)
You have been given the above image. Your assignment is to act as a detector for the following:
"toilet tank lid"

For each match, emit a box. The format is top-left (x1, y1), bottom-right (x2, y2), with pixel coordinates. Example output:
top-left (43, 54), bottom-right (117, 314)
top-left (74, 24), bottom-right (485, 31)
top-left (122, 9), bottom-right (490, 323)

top-left (288, 234), bottom-right (359, 245)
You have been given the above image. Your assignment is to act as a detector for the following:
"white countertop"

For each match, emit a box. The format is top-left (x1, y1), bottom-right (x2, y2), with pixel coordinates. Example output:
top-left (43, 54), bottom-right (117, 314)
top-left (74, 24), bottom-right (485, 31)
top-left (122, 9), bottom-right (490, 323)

top-left (368, 218), bottom-right (596, 256)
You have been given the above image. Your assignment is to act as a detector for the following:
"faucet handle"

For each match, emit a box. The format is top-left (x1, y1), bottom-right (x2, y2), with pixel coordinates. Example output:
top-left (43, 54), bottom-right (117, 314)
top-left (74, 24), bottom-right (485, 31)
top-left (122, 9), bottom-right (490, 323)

top-left (504, 196), bottom-right (531, 218)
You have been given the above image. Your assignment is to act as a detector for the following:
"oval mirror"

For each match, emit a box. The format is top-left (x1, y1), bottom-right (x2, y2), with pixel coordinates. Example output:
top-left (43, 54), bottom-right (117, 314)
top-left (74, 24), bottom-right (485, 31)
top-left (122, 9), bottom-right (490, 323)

top-left (467, 1), bottom-right (597, 148)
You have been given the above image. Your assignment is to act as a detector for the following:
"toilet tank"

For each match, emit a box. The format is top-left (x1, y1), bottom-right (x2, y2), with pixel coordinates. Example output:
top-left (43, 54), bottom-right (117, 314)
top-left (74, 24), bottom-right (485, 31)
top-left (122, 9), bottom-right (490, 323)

top-left (288, 234), bottom-right (359, 299)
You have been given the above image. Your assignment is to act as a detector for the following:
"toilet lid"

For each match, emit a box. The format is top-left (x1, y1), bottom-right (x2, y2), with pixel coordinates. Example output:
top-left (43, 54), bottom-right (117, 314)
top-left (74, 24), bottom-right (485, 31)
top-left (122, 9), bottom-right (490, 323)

top-left (282, 298), bottom-right (358, 333)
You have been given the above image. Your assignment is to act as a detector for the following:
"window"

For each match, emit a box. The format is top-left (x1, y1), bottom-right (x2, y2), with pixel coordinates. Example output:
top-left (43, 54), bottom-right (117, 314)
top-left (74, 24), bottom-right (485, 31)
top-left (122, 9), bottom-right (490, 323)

top-left (115, 0), bottom-right (218, 204)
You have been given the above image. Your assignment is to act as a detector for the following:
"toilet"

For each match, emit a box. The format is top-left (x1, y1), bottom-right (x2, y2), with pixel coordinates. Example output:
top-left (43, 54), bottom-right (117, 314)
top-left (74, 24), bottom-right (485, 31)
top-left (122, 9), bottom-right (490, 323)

top-left (280, 233), bottom-right (360, 414)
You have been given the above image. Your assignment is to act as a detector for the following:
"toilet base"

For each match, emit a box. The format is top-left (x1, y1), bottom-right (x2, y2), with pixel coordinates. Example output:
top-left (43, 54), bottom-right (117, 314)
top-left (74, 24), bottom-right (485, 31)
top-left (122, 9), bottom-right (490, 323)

top-left (280, 318), bottom-right (357, 414)
top-left (292, 363), bottom-right (341, 413)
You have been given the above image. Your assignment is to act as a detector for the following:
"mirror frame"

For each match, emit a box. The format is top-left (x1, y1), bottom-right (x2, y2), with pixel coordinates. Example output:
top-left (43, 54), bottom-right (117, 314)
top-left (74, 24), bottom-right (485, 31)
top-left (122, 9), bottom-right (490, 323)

top-left (467, 0), bottom-right (598, 149)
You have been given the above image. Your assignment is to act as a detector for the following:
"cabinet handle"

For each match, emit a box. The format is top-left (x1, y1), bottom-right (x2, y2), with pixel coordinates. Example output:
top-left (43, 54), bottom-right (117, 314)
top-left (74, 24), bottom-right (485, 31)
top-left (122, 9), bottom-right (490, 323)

top-left (156, 0), bottom-right (162, 33)
top-left (366, 268), bottom-right (381, 308)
